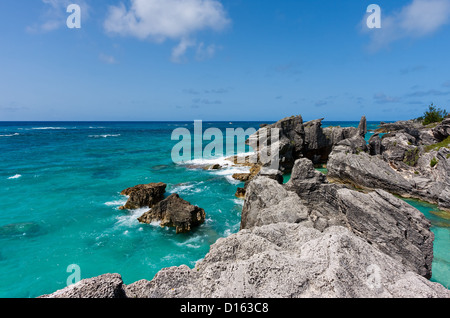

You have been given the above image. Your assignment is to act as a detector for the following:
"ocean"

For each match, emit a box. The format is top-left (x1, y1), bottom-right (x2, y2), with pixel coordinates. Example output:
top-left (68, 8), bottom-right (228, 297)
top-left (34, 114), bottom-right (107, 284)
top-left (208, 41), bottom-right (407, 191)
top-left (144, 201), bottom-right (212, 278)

top-left (0, 121), bottom-right (448, 297)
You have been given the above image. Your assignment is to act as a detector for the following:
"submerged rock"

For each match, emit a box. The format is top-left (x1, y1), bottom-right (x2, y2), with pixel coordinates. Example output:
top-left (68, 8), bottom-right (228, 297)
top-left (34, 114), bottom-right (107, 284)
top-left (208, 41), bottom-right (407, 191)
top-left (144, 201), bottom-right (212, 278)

top-left (119, 182), bottom-right (166, 210)
top-left (0, 222), bottom-right (41, 238)
top-left (234, 187), bottom-right (246, 198)
top-left (137, 194), bottom-right (205, 234)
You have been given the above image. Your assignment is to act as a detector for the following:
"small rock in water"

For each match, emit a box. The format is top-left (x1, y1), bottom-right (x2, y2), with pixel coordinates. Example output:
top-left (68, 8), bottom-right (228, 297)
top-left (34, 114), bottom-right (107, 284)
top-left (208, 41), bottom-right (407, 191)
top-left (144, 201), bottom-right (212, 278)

top-left (120, 182), bottom-right (166, 210)
top-left (138, 193), bottom-right (206, 234)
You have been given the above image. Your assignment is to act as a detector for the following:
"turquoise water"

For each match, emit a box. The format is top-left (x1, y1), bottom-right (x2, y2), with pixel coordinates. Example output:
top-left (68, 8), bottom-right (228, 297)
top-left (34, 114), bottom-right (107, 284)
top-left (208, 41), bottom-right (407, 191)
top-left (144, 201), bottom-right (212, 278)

top-left (0, 121), bottom-right (447, 297)
top-left (401, 199), bottom-right (450, 288)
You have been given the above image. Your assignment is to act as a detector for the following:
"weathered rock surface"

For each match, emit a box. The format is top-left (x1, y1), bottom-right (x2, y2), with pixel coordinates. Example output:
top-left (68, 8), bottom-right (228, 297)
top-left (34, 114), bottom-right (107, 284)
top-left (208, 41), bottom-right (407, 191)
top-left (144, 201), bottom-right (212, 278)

top-left (246, 115), bottom-right (367, 171)
top-left (284, 159), bottom-right (347, 230)
top-left (241, 177), bottom-right (309, 230)
top-left (368, 133), bottom-right (382, 155)
top-left (328, 119), bottom-right (450, 211)
top-left (337, 188), bottom-right (434, 278)
top-left (234, 187), bottom-right (246, 198)
top-left (327, 149), bottom-right (414, 196)
top-left (433, 118), bottom-right (450, 141)
top-left (375, 120), bottom-right (423, 137)
top-left (120, 182), bottom-right (166, 210)
top-left (246, 115), bottom-right (305, 172)
top-left (41, 224), bottom-right (450, 298)
top-left (282, 158), bottom-right (434, 278)
top-left (137, 194), bottom-right (206, 234)
top-left (39, 274), bottom-right (126, 298)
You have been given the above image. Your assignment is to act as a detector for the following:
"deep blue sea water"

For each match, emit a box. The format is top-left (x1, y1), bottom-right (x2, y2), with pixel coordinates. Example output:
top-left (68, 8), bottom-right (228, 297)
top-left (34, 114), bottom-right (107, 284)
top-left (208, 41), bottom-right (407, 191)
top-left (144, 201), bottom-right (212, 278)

top-left (0, 121), bottom-right (448, 297)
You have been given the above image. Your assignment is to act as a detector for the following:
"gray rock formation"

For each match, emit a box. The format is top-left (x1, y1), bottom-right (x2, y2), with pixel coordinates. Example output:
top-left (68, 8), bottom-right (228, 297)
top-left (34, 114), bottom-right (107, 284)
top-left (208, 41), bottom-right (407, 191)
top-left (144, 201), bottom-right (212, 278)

top-left (137, 193), bottom-right (206, 234)
top-left (284, 159), bottom-right (347, 231)
top-left (368, 133), bottom-right (382, 155)
top-left (241, 177), bottom-right (309, 230)
top-left (375, 120), bottom-right (423, 138)
top-left (433, 118), bottom-right (450, 141)
top-left (39, 274), bottom-right (126, 298)
top-left (327, 149), bottom-right (414, 196)
top-left (283, 158), bottom-right (434, 278)
top-left (246, 115), bottom-right (367, 171)
top-left (41, 224), bottom-right (450, 298)
top-left (328, 119), bottom-right (450, 211)
top-left (246, 115), bottom-right (305, 172)
top-left (120, 182), bottom-right (166, 210)
top-left (337, 188), bottom-right (434, 278)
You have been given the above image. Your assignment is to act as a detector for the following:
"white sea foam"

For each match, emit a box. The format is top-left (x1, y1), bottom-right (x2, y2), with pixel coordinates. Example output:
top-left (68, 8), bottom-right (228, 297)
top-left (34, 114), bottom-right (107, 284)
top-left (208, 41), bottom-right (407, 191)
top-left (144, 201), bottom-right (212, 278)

top-left (88, 134), bottom-right (121, 138)
top-left (184, 151), bottom-right (255, 168)
top-left (114, 207), bottom-right (148, 228)
top-left (32, 127), bottom-right (67, 130)
top-left (7, 174), bottom-right (22, 180)
top-left (175, 235), bottom-right (204, 249)
top-left (104, 199), bottom-right (127, 207)
top-left (182, 152), bottom-right (254, 184)
top-left (0, 133), bottom-right (19, 137)
top-left (169, 181), bottom-right (205, 194)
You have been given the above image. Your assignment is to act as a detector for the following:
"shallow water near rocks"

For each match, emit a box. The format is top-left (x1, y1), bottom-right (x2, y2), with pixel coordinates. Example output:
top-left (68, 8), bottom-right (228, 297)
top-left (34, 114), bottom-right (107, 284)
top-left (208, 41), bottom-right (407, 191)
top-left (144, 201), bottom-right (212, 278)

top-left (0, 121), bottom-right (448, 297)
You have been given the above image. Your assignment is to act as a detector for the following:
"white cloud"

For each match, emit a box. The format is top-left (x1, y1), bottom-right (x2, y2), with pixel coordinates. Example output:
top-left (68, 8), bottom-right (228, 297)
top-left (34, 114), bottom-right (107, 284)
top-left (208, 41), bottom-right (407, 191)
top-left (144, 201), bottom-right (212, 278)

top-left (104, 0), bottom-right (230, 61)
top-left (363, 0), bottom-right (450, 51)
top-left (27, 0), bottom-right (89, 33)
top-left (171, 38), bottom-right (196, 63)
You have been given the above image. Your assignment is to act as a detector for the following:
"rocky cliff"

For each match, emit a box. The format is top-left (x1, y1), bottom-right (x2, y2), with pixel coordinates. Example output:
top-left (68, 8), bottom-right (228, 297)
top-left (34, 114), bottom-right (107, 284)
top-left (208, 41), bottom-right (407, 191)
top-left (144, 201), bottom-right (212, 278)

top-left (328, 119), bottom-right (450, 211)
top-left (40, 116), bottom-right (450, 298)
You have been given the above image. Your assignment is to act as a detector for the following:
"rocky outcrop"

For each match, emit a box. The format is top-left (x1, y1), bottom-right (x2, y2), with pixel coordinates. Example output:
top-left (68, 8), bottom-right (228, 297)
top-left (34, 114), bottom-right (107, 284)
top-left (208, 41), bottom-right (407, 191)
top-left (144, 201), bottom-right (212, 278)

top-left (137, 194), bottom-right (206, 234)
top-left (120, 183), bottom-right (166, 210)
top-left (39, 116), bottom-right (450, 299)
top-left (39, 274), bottom-right (126, 298)
top-left (241, 177), bottom-right (309, 229)
top-left (328, 119), bottom-right (450, 211)
top-left (277, 158), bottom-right (434, 278)
top-left (41, 223), bottom-right (450, 298)
top-left (337, 188), bottom-right (434, 278)
top-left (284, 159), bottom-right (347, 231)
top-left (375, 120), bottom-right (423, 137)
top-left (368, 133), bottom-right (382, 155)
top-left (246, 115), bottom-right (305, 172)
top-left (246, 115), bottom-right (367, 172)
top-left (233, 167), bottom-right (283, 198)
top-left (327, 149), bottom-right (414, 196)
top-left (433, 118), bottom-right (450, 141)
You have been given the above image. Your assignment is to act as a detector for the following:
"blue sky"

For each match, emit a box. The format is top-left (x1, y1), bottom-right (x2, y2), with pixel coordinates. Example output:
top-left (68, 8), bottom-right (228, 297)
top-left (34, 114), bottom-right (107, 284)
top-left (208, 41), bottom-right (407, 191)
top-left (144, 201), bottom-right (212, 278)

top-left (0, 0), bottom-right (450, 121)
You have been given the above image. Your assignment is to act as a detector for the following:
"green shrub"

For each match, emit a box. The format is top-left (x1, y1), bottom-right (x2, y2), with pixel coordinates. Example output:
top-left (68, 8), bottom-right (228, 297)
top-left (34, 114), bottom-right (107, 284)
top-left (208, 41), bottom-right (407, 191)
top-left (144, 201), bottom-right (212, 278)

top-left (430, 157), bottom-right (439, 168)
top-left (418, 103), bottom-right (448, 126)
top-left (403, 148), bottom-right (419, 167)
